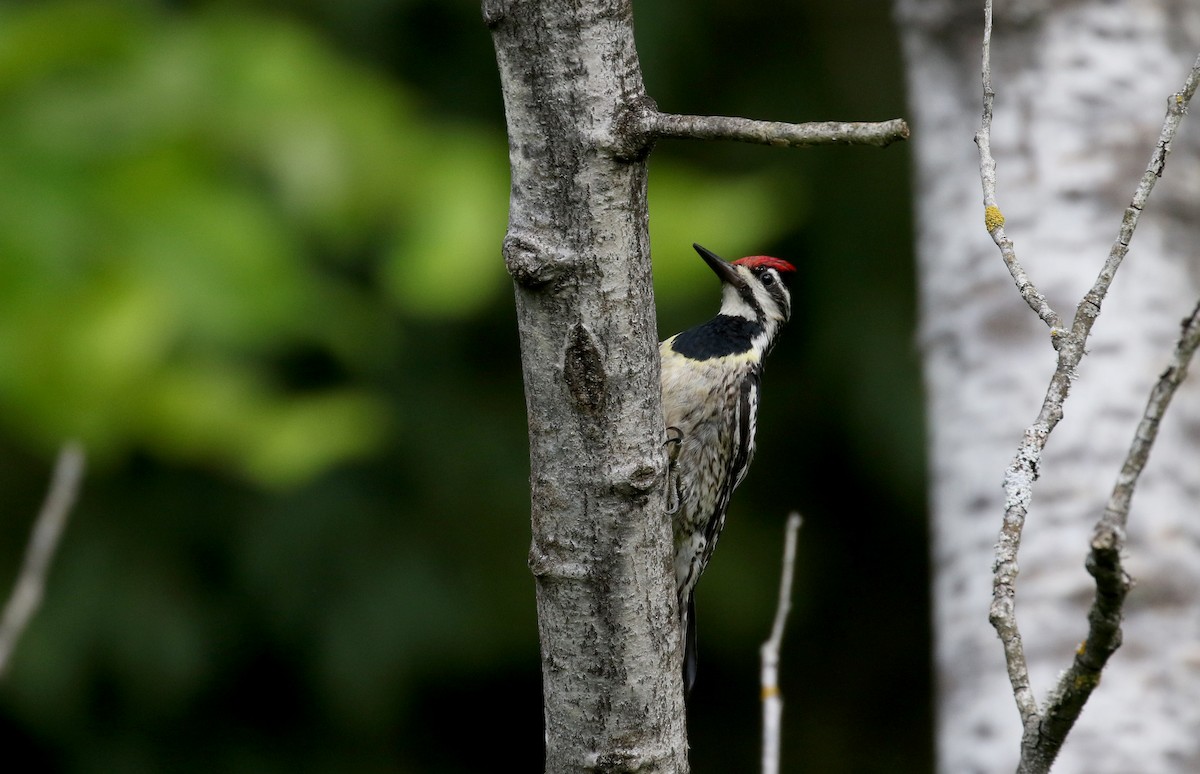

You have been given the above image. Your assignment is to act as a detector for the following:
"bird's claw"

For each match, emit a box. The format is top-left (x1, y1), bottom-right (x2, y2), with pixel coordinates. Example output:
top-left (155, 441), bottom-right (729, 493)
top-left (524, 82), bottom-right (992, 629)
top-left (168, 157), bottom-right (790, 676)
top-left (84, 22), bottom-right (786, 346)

top-left (664, 426), bottom-right (683, 460)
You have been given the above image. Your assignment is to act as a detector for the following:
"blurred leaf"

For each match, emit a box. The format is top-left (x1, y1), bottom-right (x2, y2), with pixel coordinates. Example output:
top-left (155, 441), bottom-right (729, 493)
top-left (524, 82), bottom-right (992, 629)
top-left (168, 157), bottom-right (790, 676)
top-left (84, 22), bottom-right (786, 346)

top-left (383, 126), bottom-right (510, 318)
top-left (0, 1), bottom-right (432, 485)
top-left (143, 363), bottom-right (390, 487)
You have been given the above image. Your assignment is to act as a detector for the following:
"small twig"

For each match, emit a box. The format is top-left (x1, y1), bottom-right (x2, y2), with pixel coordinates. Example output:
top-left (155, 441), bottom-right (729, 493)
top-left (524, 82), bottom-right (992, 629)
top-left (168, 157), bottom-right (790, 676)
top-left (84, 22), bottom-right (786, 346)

top-left (1099, 301), bottom-right (1200, 539)
top-left (644, 111), bottom-right (909, 148)
top-left (0, 442), bottom-right (86, 677)
top-left (975, 0), bottom-right (1063, 336)
top-left (761, 512), bottom-right (802, 774)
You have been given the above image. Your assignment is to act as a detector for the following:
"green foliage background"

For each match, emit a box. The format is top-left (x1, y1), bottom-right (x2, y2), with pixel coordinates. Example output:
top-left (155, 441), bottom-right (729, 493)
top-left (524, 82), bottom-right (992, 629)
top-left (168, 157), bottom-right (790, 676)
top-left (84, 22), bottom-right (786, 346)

top-left (0, 0), bottom-right (928, 771)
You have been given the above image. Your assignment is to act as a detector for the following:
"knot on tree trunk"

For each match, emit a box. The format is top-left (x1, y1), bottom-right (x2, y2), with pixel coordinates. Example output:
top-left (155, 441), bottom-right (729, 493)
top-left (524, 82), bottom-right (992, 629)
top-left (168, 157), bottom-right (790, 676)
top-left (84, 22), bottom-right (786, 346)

top-left (564, 323), bottom-right (608, 416)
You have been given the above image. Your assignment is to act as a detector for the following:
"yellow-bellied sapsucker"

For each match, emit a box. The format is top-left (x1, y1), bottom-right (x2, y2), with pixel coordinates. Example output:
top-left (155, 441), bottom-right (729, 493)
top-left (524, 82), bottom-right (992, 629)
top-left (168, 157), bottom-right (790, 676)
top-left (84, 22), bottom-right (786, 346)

top-left (660, 243), bottom-right (795, 693)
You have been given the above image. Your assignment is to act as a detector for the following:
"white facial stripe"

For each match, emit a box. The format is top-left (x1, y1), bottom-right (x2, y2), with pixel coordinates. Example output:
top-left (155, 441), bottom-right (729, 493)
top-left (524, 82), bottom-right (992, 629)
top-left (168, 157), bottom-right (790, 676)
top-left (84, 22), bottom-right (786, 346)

top-left (746, 268), bottom-right (790, 322)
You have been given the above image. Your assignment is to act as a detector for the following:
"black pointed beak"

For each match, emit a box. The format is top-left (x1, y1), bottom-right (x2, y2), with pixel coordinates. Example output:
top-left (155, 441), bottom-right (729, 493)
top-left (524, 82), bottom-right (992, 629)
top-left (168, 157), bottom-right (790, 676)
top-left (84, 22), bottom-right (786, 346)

top-left (693, 243), bottom-right (745, 287)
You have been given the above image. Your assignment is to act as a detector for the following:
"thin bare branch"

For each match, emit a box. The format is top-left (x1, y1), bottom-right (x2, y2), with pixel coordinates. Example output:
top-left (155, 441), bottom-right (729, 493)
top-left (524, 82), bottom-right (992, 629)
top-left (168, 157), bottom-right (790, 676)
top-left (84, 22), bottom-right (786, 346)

top-left (1099, 301), bottom-right (1200, 538)
top-left (0, 442), bottom-right (86, 677)
top-left (761, 512), bottom-right (802, 774)
top-left (991, 426), bottom-right (1042, 725)
top-left (1068, 55), bottom-right (1200, 348)
top-left (978, 0), bottom-right (1037, 726)
top-left (975, 0), bottom-right (1063, 336)
top-left (644, 111), bottom-right (909, 148)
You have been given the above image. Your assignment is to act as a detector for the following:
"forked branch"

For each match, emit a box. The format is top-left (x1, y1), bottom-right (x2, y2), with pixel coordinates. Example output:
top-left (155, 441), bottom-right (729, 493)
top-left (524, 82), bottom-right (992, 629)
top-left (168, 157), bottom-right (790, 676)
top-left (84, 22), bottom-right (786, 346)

top-left (976, 0), bottom-right (1200, 768)
top-left (1026, 300), bottom-right (1200, 768)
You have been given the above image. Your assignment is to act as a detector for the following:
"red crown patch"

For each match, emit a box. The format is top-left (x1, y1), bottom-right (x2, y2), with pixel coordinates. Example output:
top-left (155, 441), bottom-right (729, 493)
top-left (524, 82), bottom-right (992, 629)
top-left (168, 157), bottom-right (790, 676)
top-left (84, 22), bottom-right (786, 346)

top-left (732, 256), bottom-right (796, 274)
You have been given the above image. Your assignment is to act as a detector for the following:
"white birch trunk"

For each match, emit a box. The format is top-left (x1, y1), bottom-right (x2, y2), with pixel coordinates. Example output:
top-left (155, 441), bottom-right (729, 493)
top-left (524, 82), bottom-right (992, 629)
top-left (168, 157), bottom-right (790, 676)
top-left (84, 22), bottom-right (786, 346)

top-left (896, 1), bottom-right (1200, 771)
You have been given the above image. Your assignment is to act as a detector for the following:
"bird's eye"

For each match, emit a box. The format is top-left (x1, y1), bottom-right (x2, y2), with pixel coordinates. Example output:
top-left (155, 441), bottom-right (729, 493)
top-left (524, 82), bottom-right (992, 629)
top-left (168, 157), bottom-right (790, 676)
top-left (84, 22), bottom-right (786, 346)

top-left (760, 271), bottom-right (775, 286)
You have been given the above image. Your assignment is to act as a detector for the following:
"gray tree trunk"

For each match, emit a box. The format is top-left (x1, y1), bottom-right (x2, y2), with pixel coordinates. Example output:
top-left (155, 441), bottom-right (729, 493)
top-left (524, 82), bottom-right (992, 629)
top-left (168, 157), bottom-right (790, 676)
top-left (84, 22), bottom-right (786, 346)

top-left (487, 1), bottom-right (907, 769)
top-left (897, 1), bottom-right (1200, 771)
top-left (485, 1), bottom-right (688, 771)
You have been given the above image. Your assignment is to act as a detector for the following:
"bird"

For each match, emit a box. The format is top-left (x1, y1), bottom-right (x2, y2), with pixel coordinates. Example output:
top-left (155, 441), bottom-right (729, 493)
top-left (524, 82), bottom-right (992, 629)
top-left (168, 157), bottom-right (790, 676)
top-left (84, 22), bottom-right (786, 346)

top-left (659, 242), bottom-right (796, 694)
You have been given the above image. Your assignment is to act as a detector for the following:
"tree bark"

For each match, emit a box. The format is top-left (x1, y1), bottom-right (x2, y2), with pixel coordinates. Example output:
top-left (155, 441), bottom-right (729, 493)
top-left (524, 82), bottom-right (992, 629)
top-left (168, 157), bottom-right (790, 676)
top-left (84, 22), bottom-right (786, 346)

top-left (896, 0), bottom-right (1200, 771)
top-left (485, 1), bottom-right (688, 771)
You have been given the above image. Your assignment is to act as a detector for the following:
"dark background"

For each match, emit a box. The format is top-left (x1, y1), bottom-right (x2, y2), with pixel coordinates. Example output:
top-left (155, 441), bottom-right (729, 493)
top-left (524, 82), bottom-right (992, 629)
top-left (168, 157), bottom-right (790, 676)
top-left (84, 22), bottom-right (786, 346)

top-left (0, 0), bottom-right (927, 771)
